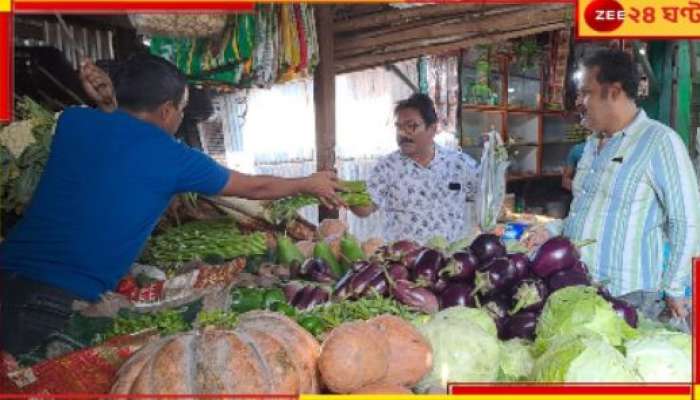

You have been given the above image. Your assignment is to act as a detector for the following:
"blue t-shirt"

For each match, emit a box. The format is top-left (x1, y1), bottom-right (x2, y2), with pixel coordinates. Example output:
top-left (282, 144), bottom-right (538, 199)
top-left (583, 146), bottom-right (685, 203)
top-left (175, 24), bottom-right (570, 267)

top-left (0, 107), bottom-right (229, 300)
top-left (565, 142), bottom-right (586, 169)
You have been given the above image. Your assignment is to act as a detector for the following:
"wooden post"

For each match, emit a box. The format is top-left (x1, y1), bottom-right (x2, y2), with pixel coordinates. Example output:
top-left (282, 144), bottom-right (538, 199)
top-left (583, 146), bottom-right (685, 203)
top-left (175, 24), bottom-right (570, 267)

top-left (314, 5), bottom-right (338, 222)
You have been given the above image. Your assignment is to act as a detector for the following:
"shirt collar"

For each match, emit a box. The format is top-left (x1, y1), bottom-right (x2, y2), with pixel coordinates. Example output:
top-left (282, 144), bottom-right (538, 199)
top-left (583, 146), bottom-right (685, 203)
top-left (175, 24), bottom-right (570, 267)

top-left (400, 142), bottom-right (447, 168)
top-left (596, 109), bottom-right (647, 139)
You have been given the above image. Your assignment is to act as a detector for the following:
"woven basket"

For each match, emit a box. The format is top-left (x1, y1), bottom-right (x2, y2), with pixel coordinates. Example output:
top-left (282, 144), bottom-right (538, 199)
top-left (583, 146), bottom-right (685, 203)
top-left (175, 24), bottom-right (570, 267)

top-left (129, 14), bottom-right (228, 38)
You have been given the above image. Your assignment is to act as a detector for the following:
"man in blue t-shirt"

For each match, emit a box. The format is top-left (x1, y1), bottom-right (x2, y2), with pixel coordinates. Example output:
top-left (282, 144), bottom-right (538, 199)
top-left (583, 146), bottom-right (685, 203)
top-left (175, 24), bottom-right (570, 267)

top-left (0, 54), bottom-right (344, 356)
top-left (561, 141), bottom-right (585, 191)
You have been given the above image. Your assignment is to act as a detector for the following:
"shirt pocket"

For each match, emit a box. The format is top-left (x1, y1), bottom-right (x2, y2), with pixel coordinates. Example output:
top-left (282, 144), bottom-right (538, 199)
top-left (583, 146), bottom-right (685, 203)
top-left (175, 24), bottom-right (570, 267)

top-left (440, 171), bottom-right (466, 199)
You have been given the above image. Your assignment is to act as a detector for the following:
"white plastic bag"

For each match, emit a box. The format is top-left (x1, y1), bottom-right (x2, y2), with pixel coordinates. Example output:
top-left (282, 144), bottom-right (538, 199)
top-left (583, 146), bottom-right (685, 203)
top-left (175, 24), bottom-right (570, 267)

top-left (477, 129), bottom-right (509, 231)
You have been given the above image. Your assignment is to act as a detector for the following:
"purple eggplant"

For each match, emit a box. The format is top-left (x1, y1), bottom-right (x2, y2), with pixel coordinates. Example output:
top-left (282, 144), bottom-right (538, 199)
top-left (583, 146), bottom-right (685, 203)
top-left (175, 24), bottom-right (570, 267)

top-left (292, 286), bottom-right (316, 310)
top-left (333, 268), bottom-right (357, 298)
top-left (350, 260), bottom-right (370, 272)
top-left (597, 286), bottom-right (614, 302)
top-left (362, 274), bottom-right (388, 297)
top-left (501, 311), bottom-right (539, 341)
top-left (411, 248), bottom-right (444, 286)
top-left (546, 268), bottom-right (590, 292)
top-left (404, 248), bottom-right (425, 269)
top-left (300, 258), bottom-right (335, 283)
top-left (306, 287), bottom-right (330, 309)
top-left (387, 262), bottom-right (410, 281)
top-left (507, 253), bottom-right (531, 281)
top-left (510, 278), bottom-right (548, 315)
top-left (531, 236), bottom-right (581, 278)
top-left (439, 282), bottom-right (476, 309)
top-left (440, 251), bottom-right (479, 282)
top-left (470, 234), bottom-right (506, 266)
top-left (481, 292), bottom-right (511, 321)
top-left (349, 263), bottom-right (384, 297)
top-left (391, 279), bottom-right (439, 314)
top-left (571, 260), bottom-right (589, 275)
top-left (282, 281), bottom-right (306, 302)
top-left (434, 278), bottom-right (449, 293)
top-left (384, 240), bottom-right (421, 262)
top-left (610, 297), bottom-right (638, 328)
top-left (472, 257), bottom-right (519, 296)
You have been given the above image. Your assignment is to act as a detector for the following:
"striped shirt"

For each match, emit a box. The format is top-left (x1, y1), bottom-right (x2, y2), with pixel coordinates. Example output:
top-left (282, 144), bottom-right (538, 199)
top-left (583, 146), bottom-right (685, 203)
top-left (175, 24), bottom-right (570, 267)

top-left (552, 110), bottom-right (700, 297)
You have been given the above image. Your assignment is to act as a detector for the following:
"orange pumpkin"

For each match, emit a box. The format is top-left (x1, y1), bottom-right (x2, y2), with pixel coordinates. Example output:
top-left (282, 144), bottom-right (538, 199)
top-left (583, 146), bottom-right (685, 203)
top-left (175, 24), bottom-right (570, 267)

top-left (110, 311), bottom-right (320, 395)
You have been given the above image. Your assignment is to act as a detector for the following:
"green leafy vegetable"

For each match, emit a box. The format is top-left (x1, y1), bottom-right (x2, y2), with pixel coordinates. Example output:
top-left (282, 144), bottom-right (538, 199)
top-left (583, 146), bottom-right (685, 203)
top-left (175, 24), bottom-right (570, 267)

top-left (532, 336), bottom-right (642, 382)
top-left (416, 306), bottom-right (501, 390)
top-left (534, 286), bottom-right (638, 355)
top-left (194, 310), bottom-right (239, 330)
top-left (142, 218), bottom-right (267, 266)
top-left (498, 338), bottom-right (535, 381)
top-left (624, 330), bottom-right (691, 382)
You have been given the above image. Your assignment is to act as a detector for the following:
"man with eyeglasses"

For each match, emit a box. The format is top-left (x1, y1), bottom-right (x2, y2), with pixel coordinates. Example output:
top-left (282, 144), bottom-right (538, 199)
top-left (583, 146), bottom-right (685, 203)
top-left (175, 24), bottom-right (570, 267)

top-left (351, 93), bottom-right (479, 244)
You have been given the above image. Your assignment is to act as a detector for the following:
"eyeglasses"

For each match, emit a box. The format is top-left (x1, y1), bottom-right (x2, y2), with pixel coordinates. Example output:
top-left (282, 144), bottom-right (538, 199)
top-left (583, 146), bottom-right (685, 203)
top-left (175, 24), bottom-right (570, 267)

top-left (394, 121), bottom-right (423, 135)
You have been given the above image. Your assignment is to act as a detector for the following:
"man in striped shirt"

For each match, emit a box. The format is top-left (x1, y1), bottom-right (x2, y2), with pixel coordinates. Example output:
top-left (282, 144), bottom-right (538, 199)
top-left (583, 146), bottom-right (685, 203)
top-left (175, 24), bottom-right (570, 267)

top-left (527, 49), bottom-right (700, 321)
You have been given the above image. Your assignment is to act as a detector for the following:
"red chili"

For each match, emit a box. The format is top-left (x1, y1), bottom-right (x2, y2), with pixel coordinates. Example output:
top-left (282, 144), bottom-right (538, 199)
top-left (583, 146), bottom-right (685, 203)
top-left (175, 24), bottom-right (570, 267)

top-left (116, 276), bottom-right (138, 297)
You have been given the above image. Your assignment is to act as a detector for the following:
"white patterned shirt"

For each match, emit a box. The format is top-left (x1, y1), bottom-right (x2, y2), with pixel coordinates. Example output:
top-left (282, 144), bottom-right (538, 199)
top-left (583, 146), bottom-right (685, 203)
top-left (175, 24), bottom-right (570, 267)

top-left (367, 144), bottom-right (479, 244)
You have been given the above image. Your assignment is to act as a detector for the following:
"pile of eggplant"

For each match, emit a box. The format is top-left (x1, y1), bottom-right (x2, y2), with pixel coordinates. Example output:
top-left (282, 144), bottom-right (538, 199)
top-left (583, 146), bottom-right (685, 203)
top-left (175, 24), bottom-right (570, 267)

top-left (280, 234), bottom-right (639, 341)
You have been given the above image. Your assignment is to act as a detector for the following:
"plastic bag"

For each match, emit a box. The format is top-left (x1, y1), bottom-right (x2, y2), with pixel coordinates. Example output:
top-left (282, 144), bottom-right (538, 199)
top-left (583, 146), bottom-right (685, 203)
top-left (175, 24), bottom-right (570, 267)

top-left (477, 129), bottom-right (509, 231)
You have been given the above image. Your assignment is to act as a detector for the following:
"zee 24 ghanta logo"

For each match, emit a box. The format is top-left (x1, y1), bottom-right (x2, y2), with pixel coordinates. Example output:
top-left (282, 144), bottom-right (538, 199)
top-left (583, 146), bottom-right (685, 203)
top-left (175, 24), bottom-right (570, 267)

top-left (584, 0), bottom-right (626, 31)
top-left (584, 0), bottom-right (700, 33)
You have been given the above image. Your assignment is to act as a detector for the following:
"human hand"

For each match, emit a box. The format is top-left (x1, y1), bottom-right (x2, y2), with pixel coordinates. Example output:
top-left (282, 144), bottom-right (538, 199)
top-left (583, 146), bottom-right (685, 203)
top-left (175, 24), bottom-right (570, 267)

top-left (80, 58), bottom-right (117, 112)
top-left (665, 295), bottom-right (690, 319)
top-left (303, 171), bottom-right (347, 209)
top-left (521, 224), bottom-right (551, 251)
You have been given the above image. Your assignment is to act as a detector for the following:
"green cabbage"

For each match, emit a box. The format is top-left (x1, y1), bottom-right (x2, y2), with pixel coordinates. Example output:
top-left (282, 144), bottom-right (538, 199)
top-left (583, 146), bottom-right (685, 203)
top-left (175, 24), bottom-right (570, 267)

top-left (625, 330), bottom-right (691, 382)
top-left (428, 306), bottom-right (498, 337)
top-left (498, 338), bottom-right (534, 381)
top-left (532, 336), bottom-right (642, 382)
top-left (416, 306), bottom-right (501, 390)
top-left (534, 286), bottom-right (638, 355)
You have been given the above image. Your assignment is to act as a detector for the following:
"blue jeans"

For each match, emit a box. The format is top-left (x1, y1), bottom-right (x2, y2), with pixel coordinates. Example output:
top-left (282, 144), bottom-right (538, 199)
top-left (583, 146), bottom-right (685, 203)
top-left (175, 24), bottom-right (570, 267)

top-left (0, 271), bottom-right (79, 357)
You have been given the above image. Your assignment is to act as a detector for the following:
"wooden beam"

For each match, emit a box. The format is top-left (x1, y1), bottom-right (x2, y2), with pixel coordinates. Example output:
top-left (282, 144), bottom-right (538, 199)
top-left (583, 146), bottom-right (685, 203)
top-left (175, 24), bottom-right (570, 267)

top-left (336, 7), bottom-right (570, 64)
top-left (335, 5), bottom-right (528, 53)
top-left (336, 5), bottom-right (569, 59)
top-left (333, 3), bottom-right (491, 33)
top-left (313, 5), bottom-right (338, 221)
top-left (336, 22), bottom-right (569, 74)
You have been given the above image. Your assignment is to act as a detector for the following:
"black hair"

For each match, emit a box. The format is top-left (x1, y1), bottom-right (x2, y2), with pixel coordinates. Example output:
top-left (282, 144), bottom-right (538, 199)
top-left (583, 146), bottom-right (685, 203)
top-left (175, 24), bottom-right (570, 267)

top-left (394, 93), bottom-right (438, 126)
top-left (583, 49), bottom-right (639, 101)
top-left (113, 54), bottom-right (187, 112)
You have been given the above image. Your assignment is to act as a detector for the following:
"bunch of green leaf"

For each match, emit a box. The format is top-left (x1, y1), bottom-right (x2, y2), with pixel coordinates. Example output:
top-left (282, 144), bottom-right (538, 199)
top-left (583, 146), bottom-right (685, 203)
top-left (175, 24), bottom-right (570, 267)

top-left (297, 294), bottom-right (420, 337)
top-left (0, 97), bottom-right (56, 216)
top-left (534, 286), bottom-right (639, 356)
top-left (513, 37), bottom-right (541, 70)
top-left (267, 180), bottom-right (372, 224)
top-left (498, 338), bottom-right (535, 382)
top-left (415, 306), bottom-right (501, 389)
top-left (532, 336), bottom-right (642, 382)
top-left (194, 309), bottom-right (239, 330)
top-left (141, 218), bottom-right (267, 265)
top-left (96, 309), bottom-right (189, 343)
top-left (624, 329), bottom-right (691, 382)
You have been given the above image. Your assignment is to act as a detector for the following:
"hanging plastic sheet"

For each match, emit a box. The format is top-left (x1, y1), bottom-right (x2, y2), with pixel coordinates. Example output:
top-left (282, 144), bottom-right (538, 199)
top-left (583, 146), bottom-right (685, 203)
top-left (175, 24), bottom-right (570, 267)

top-left (477, 129), bottom-right (509, 231)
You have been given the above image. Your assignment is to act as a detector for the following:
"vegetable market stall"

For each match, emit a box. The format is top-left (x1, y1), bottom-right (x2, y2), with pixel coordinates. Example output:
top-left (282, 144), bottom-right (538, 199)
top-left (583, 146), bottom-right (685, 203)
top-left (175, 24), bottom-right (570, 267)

top-left (2, 4), bottom-right (694, 397)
